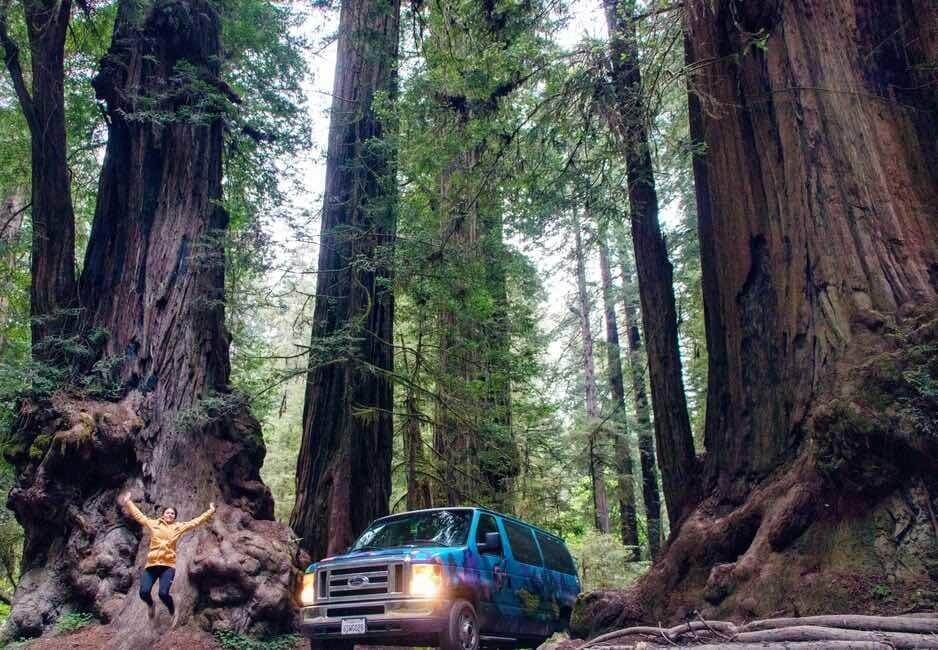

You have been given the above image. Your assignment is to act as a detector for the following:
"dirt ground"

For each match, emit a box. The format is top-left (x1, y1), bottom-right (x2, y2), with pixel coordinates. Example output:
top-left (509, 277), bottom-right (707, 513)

top-left (18, 626), bottom-right (413, 650)
top-left (20, 626), bottom-right (223, 650)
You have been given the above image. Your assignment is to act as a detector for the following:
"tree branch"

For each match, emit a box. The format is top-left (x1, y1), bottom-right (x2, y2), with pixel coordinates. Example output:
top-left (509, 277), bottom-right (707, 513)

top-left (0, 0), bottom-right (36, 132)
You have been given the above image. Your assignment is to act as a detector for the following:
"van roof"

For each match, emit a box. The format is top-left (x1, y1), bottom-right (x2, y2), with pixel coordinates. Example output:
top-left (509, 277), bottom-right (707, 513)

top-left (371, 506), bottom-right (567, 544)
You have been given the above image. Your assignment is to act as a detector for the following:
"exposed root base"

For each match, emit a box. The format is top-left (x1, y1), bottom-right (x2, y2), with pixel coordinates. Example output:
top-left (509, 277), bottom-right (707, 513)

top-left (572, 309), bottom-right (938, 639)
top-left (1, 390), bottom-right (306, 643)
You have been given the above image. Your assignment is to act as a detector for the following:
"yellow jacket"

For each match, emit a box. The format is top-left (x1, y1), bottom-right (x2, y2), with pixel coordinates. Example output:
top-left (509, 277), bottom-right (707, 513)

top-left (125, 500), bottom-right (216, 568)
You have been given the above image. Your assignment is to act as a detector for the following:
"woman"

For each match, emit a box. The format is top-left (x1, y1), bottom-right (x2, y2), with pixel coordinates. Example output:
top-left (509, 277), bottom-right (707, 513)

top-left (118, 491), bottom-right (216, 619)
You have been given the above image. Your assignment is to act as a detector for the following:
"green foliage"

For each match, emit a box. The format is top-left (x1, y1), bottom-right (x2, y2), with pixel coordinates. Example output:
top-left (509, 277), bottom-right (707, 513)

top-left (214, 630), bottom-right (300, 650)
top-left (871, 583), bottom-right (893, 602)
top-left (568, 530), bottom-right (648, 592)
top-left (55, 611), bottom-right (96, 633)
top-left (175, 392), bottom-right (251, 433)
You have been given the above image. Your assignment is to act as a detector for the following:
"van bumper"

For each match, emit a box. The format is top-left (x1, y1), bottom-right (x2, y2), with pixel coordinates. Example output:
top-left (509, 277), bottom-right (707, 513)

top-left (300, 598), bottom-right (451, 645)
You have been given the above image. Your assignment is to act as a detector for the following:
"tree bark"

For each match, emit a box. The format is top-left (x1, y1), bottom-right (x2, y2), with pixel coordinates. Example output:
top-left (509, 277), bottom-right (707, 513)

top-left (4, 1), bottom-right (300, 642)
top-left (598, 226), bottom-right (638, 557)
top-left (616, 229), bottom-right (662, 557)
top-left (290, 0), bottom-right (400, 561)
top-left (0, 0), bottom-right (78, 356)
top-left (604, 0), bottom-right (698, 527)
top-left (684, 0), bottom-right (938, 495)
top-left (574, 216), bottom-right (610, 534)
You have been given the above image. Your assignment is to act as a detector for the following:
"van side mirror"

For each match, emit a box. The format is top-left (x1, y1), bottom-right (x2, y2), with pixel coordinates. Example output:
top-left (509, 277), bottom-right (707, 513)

top-left (480, 532), bottom-right (502, 554)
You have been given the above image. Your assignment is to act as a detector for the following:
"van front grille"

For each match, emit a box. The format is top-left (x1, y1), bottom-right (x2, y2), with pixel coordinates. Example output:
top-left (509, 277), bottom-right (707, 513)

top-left (321, 562), bottom-right (403, 601)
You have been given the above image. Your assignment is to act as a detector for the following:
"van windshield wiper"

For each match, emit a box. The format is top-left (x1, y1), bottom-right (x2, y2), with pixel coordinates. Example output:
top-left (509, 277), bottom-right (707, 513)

top-left (405, 538), bottom-right (449, 547)
top-left (353, 544), bottom-right (385, 551)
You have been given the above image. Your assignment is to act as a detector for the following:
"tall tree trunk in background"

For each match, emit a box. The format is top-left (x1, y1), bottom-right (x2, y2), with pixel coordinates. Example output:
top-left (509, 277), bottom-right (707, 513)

top-left (290, 0), bottom-right (400, 561)
top-left (430, 17), bottom-right (521, 510)
top-left (616, 229), bottom-right (662, 557)
top-left (403, 332), bottom-right (432, 510)
top-left (433, 141), bottom-right (517, 510)
top-left (604, 0), bottom-right (698, 527)
top-left (598, 227), bottom-right (638, 557)
top-left (574, 217), bottom-right (610, 534)
top-left (575, 0), bottom-right (938, 633)
top-left (0, 191), bottom-right (26, 355)
top-left (3, 1), bottom-right (300, 642)
top-left (0, 0), bottom-right (78, 356)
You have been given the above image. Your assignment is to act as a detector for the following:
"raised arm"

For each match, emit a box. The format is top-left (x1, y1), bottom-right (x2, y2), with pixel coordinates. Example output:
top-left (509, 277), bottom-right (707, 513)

top-left (118, 492), bottom-right (153, 528)
top-left (178, 502), bottom-right (216, 533)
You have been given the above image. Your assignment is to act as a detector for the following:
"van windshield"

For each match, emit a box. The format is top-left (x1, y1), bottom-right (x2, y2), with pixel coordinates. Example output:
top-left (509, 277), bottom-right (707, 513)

top-left (351, 510), bottom-right (472, 551)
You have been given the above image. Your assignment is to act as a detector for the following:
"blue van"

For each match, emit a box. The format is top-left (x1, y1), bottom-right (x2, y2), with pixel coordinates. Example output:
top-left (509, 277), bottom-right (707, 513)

top-left (298, 507), bottom-right (581, 649)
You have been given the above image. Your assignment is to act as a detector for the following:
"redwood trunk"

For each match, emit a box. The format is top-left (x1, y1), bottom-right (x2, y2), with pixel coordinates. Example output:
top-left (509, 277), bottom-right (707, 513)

top-left (574, 0), bottom-right (938, 635)
top-left (433, 144), bottom-right (517, 510)
top-left (4, 1), bottom-right (299, 642)
top-left (604, 0), bottom-right (698, 527)
top-left (403, 333), bottom-right (432, 511)
top-left (617, 231), bottom-right (662, 557)
top-left (598, 228), bottom-right (639, 557)
top-left (290, 0), bottom-right (400, 561)
top-left (684, 0), bottom-right (938, 495)
top-left (0, 0), bottom-right (78, 354)
top-left (574, 217), bottom-right (610, 534)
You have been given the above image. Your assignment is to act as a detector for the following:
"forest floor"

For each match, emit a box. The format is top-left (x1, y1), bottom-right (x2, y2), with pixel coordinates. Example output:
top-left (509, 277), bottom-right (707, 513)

top-left (14, 626), bottom-right (221, 649)
top-left (11, 625), bottom-right (414, 650)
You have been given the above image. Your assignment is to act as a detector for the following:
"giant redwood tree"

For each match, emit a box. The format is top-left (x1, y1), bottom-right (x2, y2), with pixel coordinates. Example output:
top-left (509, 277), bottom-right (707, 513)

top-left (428, 1), bottom-right (538, 510)
top-left (576, 0), bottom-right (938, 635)
top-left (290, 0), bottom-right (401, 561)
top-left (2, 0), bottom-right (299, 642)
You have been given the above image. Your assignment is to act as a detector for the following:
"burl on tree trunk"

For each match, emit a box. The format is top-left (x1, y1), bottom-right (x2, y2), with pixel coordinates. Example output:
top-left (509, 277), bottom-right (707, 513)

top-left (574, 0), bottom-right (938, 637)
top-left (2, 1), bottom-right (301, 644)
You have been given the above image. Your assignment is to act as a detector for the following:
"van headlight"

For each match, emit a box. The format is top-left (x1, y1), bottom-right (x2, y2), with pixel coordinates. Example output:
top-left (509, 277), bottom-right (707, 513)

top-left (410, 564), bottom-right (442, 598)
top-left (299, 572), bottom-right (316, 605)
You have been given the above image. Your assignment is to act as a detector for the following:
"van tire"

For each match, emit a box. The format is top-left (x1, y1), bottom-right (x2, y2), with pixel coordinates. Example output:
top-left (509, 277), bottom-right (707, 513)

top-left (309, 642), bottom-right (354, 650)
top-left (440, 599), bottom-right (480, 650)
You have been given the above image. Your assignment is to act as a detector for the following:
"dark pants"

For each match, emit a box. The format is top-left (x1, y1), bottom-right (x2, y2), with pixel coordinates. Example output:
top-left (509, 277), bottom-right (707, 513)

top-left (139, 565), bottom-right (175, 614)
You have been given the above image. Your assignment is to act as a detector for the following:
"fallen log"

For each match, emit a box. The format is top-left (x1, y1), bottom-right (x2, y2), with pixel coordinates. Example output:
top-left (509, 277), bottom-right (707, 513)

top-left (579, 612), bottom-right (938, 649)
top-left (628, 641), bottom-right (893, 650)
top-left (739, 614), bottom-right (938, 634)
top-left (734, 624), bottom-right (938, 647)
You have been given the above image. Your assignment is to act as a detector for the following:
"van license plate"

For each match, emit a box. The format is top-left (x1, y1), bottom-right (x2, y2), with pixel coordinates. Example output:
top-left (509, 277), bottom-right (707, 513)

top-left (341, 618), bottom-right (366, 634)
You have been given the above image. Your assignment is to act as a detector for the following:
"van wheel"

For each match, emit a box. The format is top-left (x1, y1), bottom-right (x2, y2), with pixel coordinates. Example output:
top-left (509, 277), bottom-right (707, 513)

top-left (310, 642), bottom-right (354, 650)
top-left (440, 599), bottom-right (480, 650)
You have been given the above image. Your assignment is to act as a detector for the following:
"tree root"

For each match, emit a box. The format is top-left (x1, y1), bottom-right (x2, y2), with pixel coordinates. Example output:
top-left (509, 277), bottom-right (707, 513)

top-left (580, 612), bottom-right (938, 648)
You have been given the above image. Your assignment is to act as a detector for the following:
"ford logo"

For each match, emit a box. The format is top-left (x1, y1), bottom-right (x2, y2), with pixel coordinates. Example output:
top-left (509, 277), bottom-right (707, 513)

top-left (348, 576), bottom-right (370, 587)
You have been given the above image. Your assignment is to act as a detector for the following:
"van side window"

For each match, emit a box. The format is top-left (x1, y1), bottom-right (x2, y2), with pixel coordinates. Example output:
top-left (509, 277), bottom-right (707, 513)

top-left (476, 514), bottom-right (501, 555)
top-left (503, 520), bottom-right (543, 566)
top-left (536, 532), bottom-right (577, 575)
